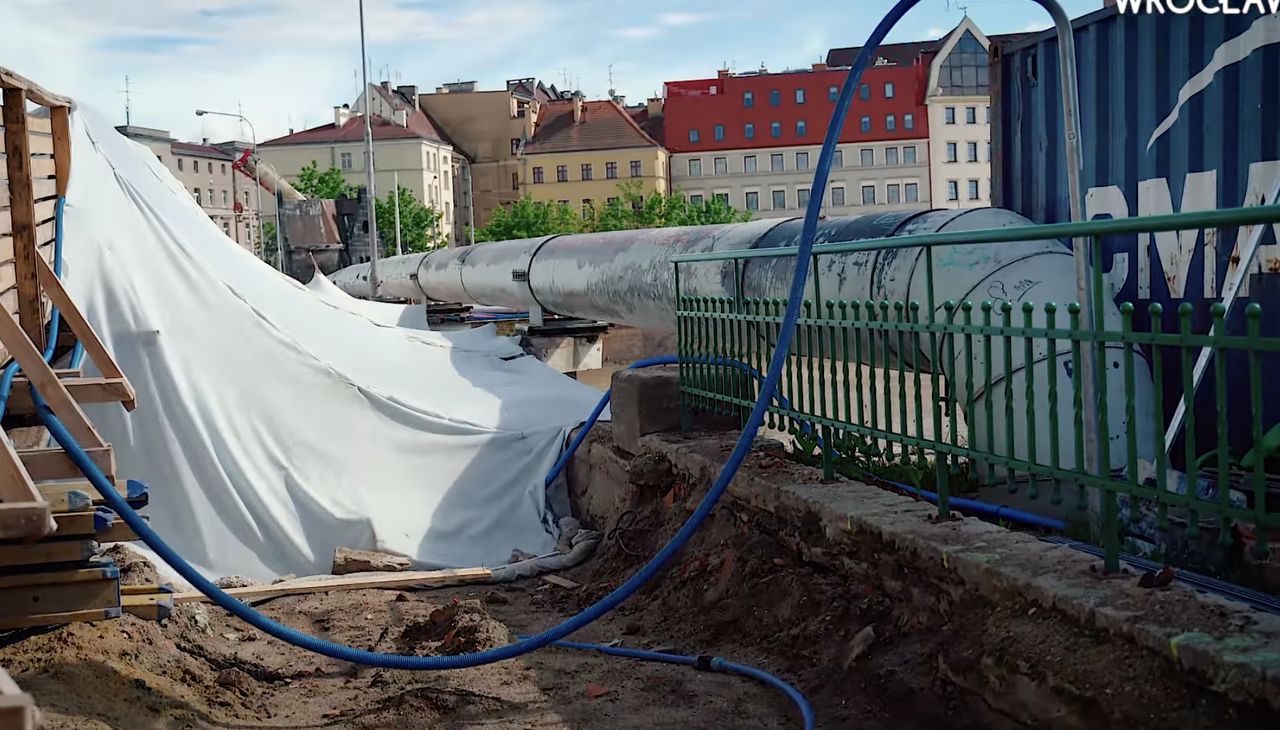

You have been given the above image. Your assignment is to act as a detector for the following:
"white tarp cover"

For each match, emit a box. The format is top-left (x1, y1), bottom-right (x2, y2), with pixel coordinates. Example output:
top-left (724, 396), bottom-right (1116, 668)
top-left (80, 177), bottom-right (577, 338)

top-left (303, 266), bottom-right (431, 330)
top-left (61, 107), bottom-right (604, 579)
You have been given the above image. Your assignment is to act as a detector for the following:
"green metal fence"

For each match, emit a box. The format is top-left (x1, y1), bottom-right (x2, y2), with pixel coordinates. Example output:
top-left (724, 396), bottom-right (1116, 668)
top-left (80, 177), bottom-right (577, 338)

top-left (673, 205), bottom-right (1280, 572)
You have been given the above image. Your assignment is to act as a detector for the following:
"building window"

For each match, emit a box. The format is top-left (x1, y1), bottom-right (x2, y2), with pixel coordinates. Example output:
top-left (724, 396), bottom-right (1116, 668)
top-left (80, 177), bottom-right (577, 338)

top-left (886, 147), bottom-right (899, 166)
top-left (178, 158), bottom-right (184, 171)
top-left (193, 187), bottom-right (201, 204)
top-left (946, 142), bottom-right (957, 163)
top-left (714, 156), bottom-right (727, 175)
top-left (688, 159), bottom-right (702, 176)
top-left (445, 202), bottom-right (451, 220)
top-left (945, 106), bottom-right (956, 124)
top-left (744, 91), bottom-right (754, 108)
top-left (221, 163), bottom-right (227, 175)
top-left (769, 89), bottom-right (780, 106)
top-left (986, 105), bottom-right (991, 124)
top-left (884, 82), bottom-right (895, 99)
top-left (988, 141), bottom-right (992, 161)
top-left (714, 192), bottom-right (729, 205)
top-left (797, 188), bottom-right (810, 208)
top-left (887, 183), bottom-right (901, 204)
top-left (557, 165), bottom-right (568, 182)
top-left (905, 182), bottom-right (919, 202)
top-left (828, 85), bottom-right (838, 102)
top-left (885, 114), bottom-right (896, 132)
top-left (861, 185), bottom-right (876, 205)
top-left (939, 30), bottom-right (990, 95)
top-left (714, 124), bottom-right (725, 141)
top-left (903, 145), bottom-right (917, 164)
top-left (745, 122), bottom-right (755, 139)
top-left (968, 179), bottom-right (980, 200)
top-left (744, 155), bottom-right (758, 173)
top-left (340, 152), bottom-right (353, 170)
top-left (770, 153), bottom-right (784, 172)
top-left (831, 186), bottom-right (846, 207)
top-left (859, 84), bottom-right (870, 101)
top-left (558, 199), bottom-right (569, 205)
top-left (606, 161), bottom-right (618, 179)
top-left (770, 121), bottom-right (781, 138)
top-left (689, 129), bottom-right (700, 143)
top-left (208, 161), bottom-right (213, 173)
top-left (222, 189), bottom-right (229, 206)
top-left (796, 120), bottom-right (807, 137)
top-left (745, 191), bottom-right (760, 210)
top-left (947, 180), bottom-right (959, 201)
top-left (606, 196), bottom-right (619, 205)
top-left (582, 199), bottom-right (593, 218)
top-left (966, 106), bottom-right (977, 124)
top-left (904, 113), bottom-right (914, 130)
top-left (795, 151), bottom-right (809, 171)
top-left (967, 141), bottom-right (978, 162)
top-left (860, 116), bottom-right (871, 133)
top-left (630, 160), bottom-right (642, 177)
top-left (207, 188), bottom-right (214, 206)
top-left (860, 148), bottom-right (873, 167)
top-left (795, 88), bottom-right (806, 104)
top-left (772, 189), bottom-right (786, 209)
top-left (581, 163), bottom-right (593, 181)
top-left (244, 190), bottom-right (249, 205)
top-left (833, 149), bottom-right (844, 168)
top-left (533, 166), bottom-right (545, 184)
top-left (690, 194), bottom-right (704, 206)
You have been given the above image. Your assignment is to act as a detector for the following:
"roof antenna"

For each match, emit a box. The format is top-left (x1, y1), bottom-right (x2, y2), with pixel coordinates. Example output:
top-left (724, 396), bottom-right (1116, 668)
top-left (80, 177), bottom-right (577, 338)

top-left (118, 75), bottom-right (134, 126)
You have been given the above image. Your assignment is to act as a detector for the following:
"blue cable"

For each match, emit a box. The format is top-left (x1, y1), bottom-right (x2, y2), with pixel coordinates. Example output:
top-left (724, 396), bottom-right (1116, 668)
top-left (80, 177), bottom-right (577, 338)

top-left (29, 6), bottom-right (925, 729)
top-left (538, 638), bottom-right (815, 728)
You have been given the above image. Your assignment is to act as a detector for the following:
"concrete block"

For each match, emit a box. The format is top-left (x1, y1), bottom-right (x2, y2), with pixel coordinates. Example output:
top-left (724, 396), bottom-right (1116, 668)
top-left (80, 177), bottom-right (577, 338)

top-left (611, 365), bottom-right (681, 455)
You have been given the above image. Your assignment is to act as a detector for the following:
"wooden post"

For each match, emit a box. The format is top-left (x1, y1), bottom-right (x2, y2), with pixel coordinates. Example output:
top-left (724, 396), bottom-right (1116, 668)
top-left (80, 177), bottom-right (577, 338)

top-left (2, 88), bottom-right (45, 350)
top-left (51, 105), bottom-right (71, 197)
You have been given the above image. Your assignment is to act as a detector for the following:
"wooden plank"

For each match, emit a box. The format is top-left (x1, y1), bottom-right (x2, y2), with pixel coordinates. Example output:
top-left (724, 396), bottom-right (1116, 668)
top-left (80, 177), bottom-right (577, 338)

top-left (25, 135), bottom-right (53, 156)
top-left (3, 88), bottom-right (45, 349)
top-left (36, 256), bottom-right (134, 407)
top-left (123, 567), bottom-right (493, 608)
top-left (0, 308), bottom-right (104, 447)
top-left (121, 583), bottom-right (170, 596)
top-left (0, 198), bottom-right (56, 233)
top-left (37, 478), bottom-right (144, 512)
top-left (29, 156), bottom-right (55, 178)
top-left (6, 377), bottom-right (134, 416)
top-left (0, 178), bottom-right (57, 202)
top-left (51, 106), bottom-right (70, 197)
top-left (18, 445), bottom-right (114, 482)
top-left (122, 594), bottom-right (171, 621)
top-left (0, 573), bottom-right (118, 619)
top-left (0, 537), bottom-right (96, 567)
top-left (0, 564), bottom-right (115, 589)
top-left (0, 606), bottom-right (120, 630)
top-left (0, 666), bottom-right (37, 730)
top-left (0, 66), bottom-right (73, 108)
top-left (97, 519), bottom-right (142, 543)
top-left (0, 430), bottom-right (53, 540)
top-left (25, 115), bottom-right (51, 134)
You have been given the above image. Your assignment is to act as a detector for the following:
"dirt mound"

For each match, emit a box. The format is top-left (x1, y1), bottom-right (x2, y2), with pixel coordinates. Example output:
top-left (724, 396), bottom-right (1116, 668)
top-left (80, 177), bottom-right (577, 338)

top-left (101, 544), bottom-right (159, 586)
top-left (397, 598), bottom-right (511, 655)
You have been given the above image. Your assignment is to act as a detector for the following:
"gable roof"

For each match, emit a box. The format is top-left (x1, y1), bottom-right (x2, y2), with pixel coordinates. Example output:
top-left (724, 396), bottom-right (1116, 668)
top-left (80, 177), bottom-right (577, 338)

top-left (263, 84), bottom-right (446, 147)
top-left (171, 141), bottom-right (235, 160)
top-left (524, 99), bottom-right (661, 155)
top-left (826, 39), bottom-right (937, 68)
top-left (627, 106), bottom-right (665, 146)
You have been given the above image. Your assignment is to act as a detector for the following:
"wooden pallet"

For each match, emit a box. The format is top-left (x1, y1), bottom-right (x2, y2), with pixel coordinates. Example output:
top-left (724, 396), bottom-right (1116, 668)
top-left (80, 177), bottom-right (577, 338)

top-left (0, 665), bottom-right (37, 730)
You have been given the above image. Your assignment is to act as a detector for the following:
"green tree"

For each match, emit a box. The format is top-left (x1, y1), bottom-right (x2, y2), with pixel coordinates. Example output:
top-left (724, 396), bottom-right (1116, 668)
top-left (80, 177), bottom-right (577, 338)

top-left (293, 161), bottom-right (357, 200)
top-left (261, 221), bottom-right (278, 267)
top-left (375, 186), bottom-right (446, 255)
top-left (474, 181), bottom-right (751, 242)
top-left (474, 196), bottom-right (582, 242)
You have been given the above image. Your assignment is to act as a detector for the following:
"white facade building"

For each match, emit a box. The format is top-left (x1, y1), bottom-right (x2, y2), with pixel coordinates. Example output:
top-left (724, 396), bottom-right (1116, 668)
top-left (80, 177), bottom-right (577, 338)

top-left (671, 139), bottom-right (930, 218)
top-left (926, 18), bottom-right (995, 209)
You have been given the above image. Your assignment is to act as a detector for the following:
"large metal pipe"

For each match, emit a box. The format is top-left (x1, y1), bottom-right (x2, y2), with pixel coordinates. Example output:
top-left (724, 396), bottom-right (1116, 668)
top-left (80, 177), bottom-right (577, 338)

top-left (331, 208), bottom-right (1155, 474)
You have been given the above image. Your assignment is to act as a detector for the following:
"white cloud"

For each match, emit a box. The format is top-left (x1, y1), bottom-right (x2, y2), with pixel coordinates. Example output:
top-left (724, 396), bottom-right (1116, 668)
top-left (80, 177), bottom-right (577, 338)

top-left (1022, 21), bottom-right (1051, 32)
top-left (925, 26), bottom-right (945, 37)
top-left (658, 12), bottom-right (713, 26)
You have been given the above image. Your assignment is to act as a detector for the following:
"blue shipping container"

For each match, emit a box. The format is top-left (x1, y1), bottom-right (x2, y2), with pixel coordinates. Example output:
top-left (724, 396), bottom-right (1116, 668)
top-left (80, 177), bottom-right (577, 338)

top-left (992, 7), bottom-right (1280, 461)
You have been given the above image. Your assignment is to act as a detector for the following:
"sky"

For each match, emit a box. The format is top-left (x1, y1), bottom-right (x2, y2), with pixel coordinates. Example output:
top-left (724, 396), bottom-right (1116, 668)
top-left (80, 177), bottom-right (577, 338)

top-left (1, 0), bottom-right (1106, 144)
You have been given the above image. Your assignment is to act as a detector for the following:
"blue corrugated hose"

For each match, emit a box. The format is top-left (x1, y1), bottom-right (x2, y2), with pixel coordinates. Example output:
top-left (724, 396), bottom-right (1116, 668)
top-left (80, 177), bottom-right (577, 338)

top-left (29, 4), bottom-right (937, 728)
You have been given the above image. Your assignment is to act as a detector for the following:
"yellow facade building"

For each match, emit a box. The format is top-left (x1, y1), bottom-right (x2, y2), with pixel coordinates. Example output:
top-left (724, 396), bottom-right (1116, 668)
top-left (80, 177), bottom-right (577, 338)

top-left (520, 96), bottom-right (668, 214)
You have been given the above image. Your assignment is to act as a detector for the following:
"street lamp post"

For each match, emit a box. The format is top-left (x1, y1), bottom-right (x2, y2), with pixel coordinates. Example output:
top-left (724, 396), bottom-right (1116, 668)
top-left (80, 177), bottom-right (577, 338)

top-left (195, 109), bottom-right (277, 270)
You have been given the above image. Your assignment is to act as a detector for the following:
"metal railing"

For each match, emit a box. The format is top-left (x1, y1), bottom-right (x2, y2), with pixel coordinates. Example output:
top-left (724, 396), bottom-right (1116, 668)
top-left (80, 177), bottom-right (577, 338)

top-left (673, 205), bottom-right (1280, 572)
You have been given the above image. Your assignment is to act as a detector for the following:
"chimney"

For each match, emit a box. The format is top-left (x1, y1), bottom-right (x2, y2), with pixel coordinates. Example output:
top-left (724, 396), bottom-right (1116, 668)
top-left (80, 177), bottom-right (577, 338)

top-left (717, 68), bottom-right (731, 78)
top-left (646, 97), bottom-right (664, 118)
top-left (380, 80), bottom-right (390, 90)
top-left (812, 62), bottom-right (828, 72)
top-left (334, 104), bottom-right (351, 126)
top-left (202, 137), bottom-right (209, 145)
top-left (397, 84), bottom-right (420, 110)
top-left (573, 92), bottom-right (584, 124)
top-left (395, 108), bottom-right (409, 127)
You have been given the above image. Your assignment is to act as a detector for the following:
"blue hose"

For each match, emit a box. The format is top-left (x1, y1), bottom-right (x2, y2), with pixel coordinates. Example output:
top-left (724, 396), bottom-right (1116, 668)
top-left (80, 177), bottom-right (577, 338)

top-left (541, 638), bottom-right (815, 728)
top-left (30, 6), bottom-right (921, 729)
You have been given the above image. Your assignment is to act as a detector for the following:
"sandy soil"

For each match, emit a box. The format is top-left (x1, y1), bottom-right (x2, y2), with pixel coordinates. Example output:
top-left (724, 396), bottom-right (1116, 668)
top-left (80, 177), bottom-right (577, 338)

top-left (0, 494), bottom-right (1013, 730)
